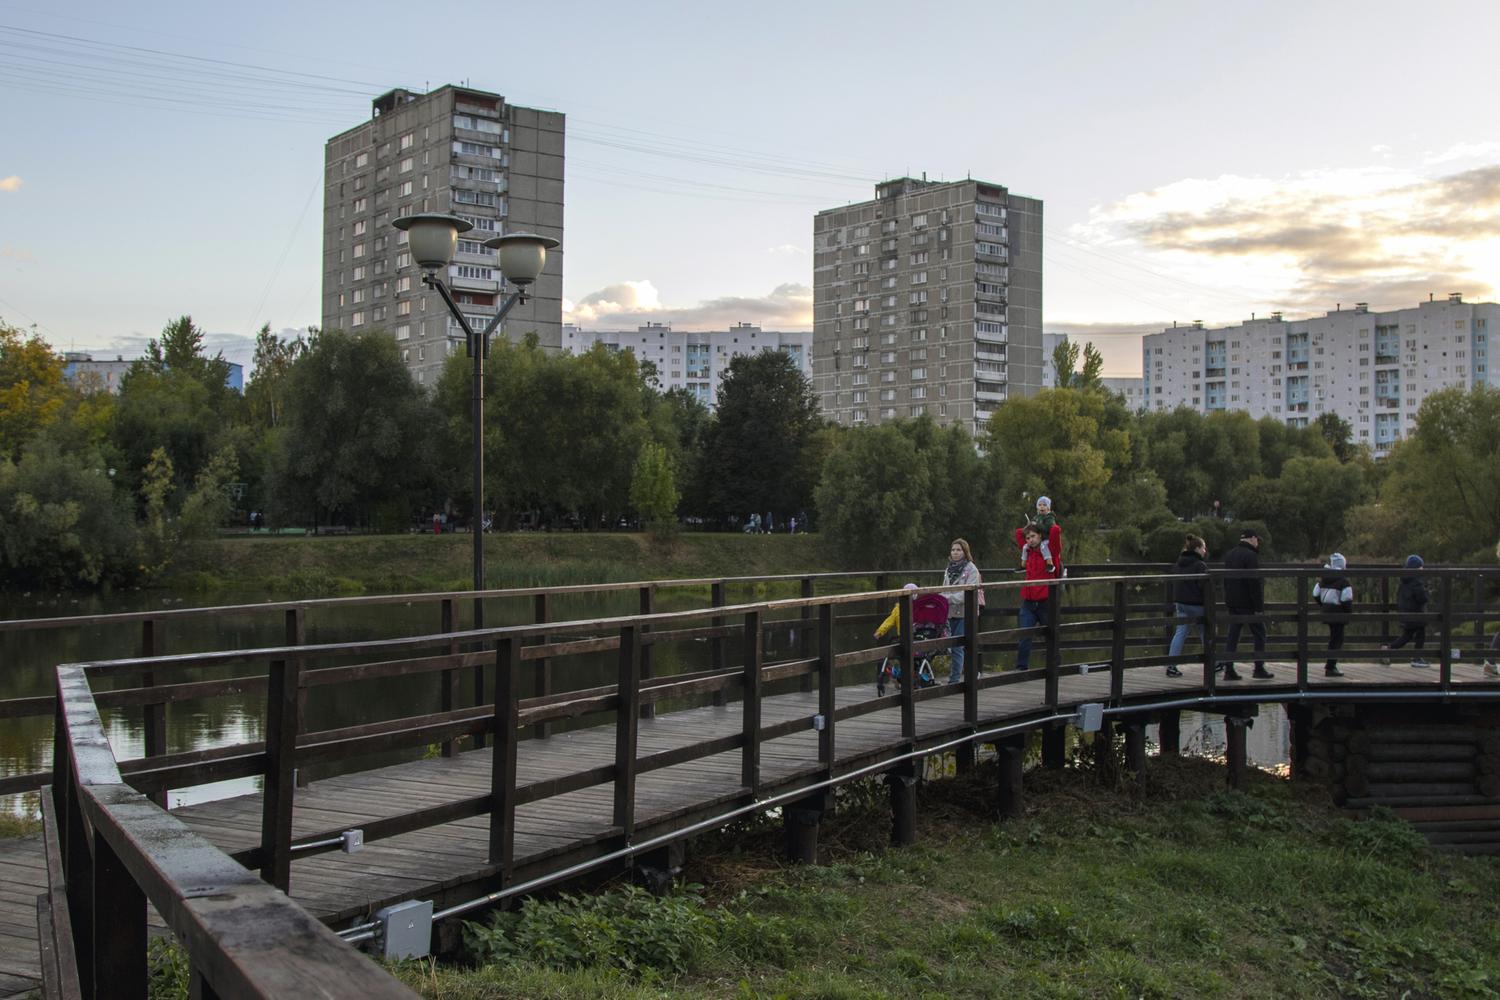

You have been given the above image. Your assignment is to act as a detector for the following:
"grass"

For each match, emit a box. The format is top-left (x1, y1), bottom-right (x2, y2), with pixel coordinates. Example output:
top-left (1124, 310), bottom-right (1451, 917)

top-left (0, 810), bottom-right (39, 838)
top-left (380, 755), bottom-right (1500, 1000)
top-left (163, 533), bottom-right (844, 595)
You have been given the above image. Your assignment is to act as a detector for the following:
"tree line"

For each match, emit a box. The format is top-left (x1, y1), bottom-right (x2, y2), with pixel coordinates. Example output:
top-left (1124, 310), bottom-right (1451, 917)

top-left (3, 315), bottom-right (1497, 588)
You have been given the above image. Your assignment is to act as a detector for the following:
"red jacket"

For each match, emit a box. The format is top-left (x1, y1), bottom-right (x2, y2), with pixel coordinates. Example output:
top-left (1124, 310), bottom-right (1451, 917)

top-left (1015, 528), bottom-right (1054, 601)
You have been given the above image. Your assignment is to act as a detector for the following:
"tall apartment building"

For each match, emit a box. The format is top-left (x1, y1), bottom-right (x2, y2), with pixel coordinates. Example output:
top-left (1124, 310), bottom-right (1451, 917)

top-left (562, 323), bottom-right (813, 408)
top-left (322, 86), bottom-right (564, 385)
top-left (812, 177), bottom-right (1043, 434)
top-left (1141, 294), bottom-right (1498, 454)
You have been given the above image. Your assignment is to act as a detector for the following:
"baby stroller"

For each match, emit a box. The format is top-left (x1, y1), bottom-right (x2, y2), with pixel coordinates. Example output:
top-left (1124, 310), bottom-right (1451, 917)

top-left (876, 594), bottom-right (952, 695)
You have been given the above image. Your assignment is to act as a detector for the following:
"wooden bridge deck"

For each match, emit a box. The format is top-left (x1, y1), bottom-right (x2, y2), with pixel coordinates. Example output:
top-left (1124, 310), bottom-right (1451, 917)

top-left (4, 656), bottom-right (1496, 996)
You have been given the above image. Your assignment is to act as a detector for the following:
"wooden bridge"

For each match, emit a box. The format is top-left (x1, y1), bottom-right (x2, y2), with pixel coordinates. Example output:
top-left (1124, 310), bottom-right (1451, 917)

top-left (3, 564), bottom-right (1498, 999)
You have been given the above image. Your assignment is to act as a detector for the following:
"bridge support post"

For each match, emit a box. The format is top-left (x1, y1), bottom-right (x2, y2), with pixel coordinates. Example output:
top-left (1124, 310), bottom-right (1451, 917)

top-left (1092, 719), bottom-right (1118, 784)
top-left (784, 793), bottom-right (827, 864)
top-left (994, 736), bottom-right (1026, 819)
top-left (1123, 720), bottom-right (1147, 775)
top-left (1041, 724), bottom-right (1067, 769)
top-left (634, 841), bottom-right (685, 895)
top-left (888, 763), bottom-right (918, 845)
top-left (93, 832), bottom-right (147, 1000)
top-left (1225, 715), bottom-right (1249, 789)
top-left (1286, 705), bottom-right (1312, 781)
top-left (1157, 710), bottom-right (1180, 757)
top-left (956, 741), bottom-right (976, 774)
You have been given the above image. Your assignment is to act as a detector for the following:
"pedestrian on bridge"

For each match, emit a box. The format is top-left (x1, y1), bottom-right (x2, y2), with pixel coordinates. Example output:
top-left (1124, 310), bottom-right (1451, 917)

top-left (1313, 553), bottom-right (1353, 677)
top-left (1166, 533), bottom-right (1209, 678)
top-left (942, 539), bottom-right (983, 684)
top-left (1382, 554), bottom-right (1431, 668)
top-left (1221, 528), bottom-right (1273, 681)
top-left (1013, 524), bottom-right (1053, 671)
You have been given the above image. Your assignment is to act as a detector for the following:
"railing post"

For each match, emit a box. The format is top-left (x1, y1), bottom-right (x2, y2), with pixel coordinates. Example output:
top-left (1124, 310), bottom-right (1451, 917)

top-left (1110, 581), bottom-right (1127, 701)
top-left (189, 967), bottom-right (222, 999)
top-left (638, 585), bottom-right (656, 720)
top-left (741, 610), bottom-right (762, 794)
top-left (92, 832), bottom-right (147, 1000)
top-left (54, 700), bottom-right (94, 999)
top-left (1440, 574), bottom-right (1454, 690)
top-left (1296, 575), bottom-right (1310, 690)
top-left (440, 598), bottom-right (460, 756)
top-left (1380, 576), bottom-right (1393, 647)
top-left (897, 592), bottom-right (916, 741)
top-left (1044, 584), bottom-right (1061, 709)
top-left (533, 592), bottom-right (553, 738)
top-left (1476, 575), bottom-right (1487, 657)
top-left (817, 603), bottom-right (835, 780)
top-left (615, 624), bottom-right (641, 838)
top-left (799, 576), bottom-right (815, 692)
top-left (259, 649), bottom-right (300, 892)
top-left (489, 636), bottom-right (520, 875)
top-left (963, 586), bottom-right (980, 722)
top-left (711, 581), bottom-right (728, 707)
top-left (287, 608), bottom-right (308, 788)
top-left (140, 619), bottom-right (167, 808)
top-left (1202, 576), bottom-right (1218, 693)
top-left (472, 595), bottom-right (487, 751)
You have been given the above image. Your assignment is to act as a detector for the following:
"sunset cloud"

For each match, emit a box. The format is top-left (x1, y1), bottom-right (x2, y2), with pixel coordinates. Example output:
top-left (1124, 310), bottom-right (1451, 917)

top-left (1074, 162), bottom-right (1500, 311)
top-left (565, 282), bottom-right (812, 330)
top-left (0, 176), bottom-right (21, 192)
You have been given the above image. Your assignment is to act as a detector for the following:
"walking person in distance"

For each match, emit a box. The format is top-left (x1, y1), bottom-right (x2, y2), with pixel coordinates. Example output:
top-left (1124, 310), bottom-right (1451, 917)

top-left (941, 539), bottom-right (983, 684)
top-left (1313, 553), bottom-right (1353, 677)
top-left (1221, 529), bottom-right (1272, 681)
top-left (1165, 533), bottom-right (1208, 678)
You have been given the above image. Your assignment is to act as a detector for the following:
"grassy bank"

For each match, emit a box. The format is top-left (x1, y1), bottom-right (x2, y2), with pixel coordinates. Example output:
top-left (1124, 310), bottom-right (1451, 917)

top-left (164, 532), bottom-right (846, 596)
top-left (382, 757), bottom-right (1500, 1000)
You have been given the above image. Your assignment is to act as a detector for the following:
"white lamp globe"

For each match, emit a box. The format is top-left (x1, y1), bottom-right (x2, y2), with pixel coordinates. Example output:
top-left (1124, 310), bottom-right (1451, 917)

top-left (393, 214), bottom-right (472, 271)
top-left (483, 233), bottom-right (560, 286)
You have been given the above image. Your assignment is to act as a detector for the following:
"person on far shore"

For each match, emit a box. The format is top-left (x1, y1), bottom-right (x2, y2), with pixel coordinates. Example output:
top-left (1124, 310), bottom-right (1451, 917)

top-left (1165, 533), bottom-right (1208, 678)
top-left (1013, 524), bottom-right (1053, 671)
top-left (941, 539), bottom-right (983, 684)
top-left (1313, 553), bottom-right (1353, 678)
top-left (1221, 528), bottom-right (1272, 681)
top-left (1382, 555), bottom-right (1431, 668)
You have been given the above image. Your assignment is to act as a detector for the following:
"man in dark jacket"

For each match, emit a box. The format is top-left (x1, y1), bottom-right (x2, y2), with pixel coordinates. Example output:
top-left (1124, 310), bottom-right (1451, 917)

top-left (1221, 529), bottom-right (1272, 681)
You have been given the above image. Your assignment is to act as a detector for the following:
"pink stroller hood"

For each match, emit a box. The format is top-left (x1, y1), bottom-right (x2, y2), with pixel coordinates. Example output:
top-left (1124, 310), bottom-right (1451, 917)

top-left (912, 593), bottom-right (951, 627)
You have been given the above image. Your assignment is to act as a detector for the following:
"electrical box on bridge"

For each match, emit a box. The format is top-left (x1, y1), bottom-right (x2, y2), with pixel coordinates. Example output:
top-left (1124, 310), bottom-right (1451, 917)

top-left (1076, 703), bottom-right (1104, 732)
top-left (375, 899), bottom-right (433, 960)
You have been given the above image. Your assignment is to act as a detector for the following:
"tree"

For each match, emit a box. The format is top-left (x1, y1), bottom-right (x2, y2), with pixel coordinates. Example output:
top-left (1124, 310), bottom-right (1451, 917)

top-left (0, 320), bottom-right (69, 460)
top-left (1371, 386), bottom-right (1500, 561)
top-left (815, 425), bottom-right (933, 566)
top-left (893, 415), bottom-right (999, 559)
top-left (629, 442), bottom-right (679, 534)
top-left (645, 387), bottom-right (711, 517)
top-left (246, 324), bottom-right (307, 429)
top-left (1051, 338), bottom-right (1081, 389)
top-left (697, 351), bottom-right (822, 525)
top-left (271, 330), bottom-right (435, 527)
top-left (137, 315), bottom-right (233, 400)
top-left (981, 388), bottom-right (1133, 533)
top-left (1317, 412), bottom-right (1356, 463)
top-left (0, 441), bottom-right (137, 586)
top-left (1236, 455), bottom-right (1367, 558)
top-left (1079, 343), bottom-right (1105, 391)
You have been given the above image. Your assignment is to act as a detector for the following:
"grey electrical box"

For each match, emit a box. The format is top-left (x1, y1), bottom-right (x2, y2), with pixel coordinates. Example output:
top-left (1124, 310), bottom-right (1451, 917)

top-left (375, 899), bottom-right (433, 960)
top-left (1076, 703), bottom-right (1104, 732)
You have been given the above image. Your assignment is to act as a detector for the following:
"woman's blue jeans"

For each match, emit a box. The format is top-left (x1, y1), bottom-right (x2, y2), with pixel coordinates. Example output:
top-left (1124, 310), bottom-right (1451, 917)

top-left (1169, 603), bottom-right (1206, 657)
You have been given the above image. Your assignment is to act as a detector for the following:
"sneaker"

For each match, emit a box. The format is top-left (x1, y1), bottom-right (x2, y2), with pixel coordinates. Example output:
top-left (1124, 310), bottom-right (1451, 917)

top-left (1165, 665), bottom-right (1183, 678)
top-left (1325, 666), bottom-right (1345, 677)
top-left (1252, 666), bottom-right (1275, 680)
top-left (1222, 667), bottom-right (1244, 681)
top-left (1483, 661), bottom-right (1498, 678)
top-left (1411, 658), bottom-right (1430, 668)
top-left (1214, 662), bottom-right (1227, 674)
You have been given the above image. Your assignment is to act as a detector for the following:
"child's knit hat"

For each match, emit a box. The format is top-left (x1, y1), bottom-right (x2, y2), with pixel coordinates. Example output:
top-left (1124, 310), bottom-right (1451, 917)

top-left (1405, 554), bottom-right (1424, 569)
top-left (1329, 553), bottom-right (1347, 571)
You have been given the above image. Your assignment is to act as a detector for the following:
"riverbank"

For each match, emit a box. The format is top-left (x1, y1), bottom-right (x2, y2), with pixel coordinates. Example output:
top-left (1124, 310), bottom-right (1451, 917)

top-left (385, 756), bottom-right (1500, 999)
top-left (162, 532), bottom-right (844, 596)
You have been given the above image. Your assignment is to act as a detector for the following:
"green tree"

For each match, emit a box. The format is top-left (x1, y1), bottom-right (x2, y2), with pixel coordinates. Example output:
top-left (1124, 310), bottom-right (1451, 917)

top-left (1079, 343), bottom-right (1105, 391)
top-left (698, 350), bottom-right (822, 525)
top-left (138, 315), bottom-right (233, 400)
top-left (0, 442), bottom-right (138, 586)
top-left (1317, 412), bottom-right (1356, 463)
top-left (0, 320), bottom-right (69, 460)
top-left (630, 442), bottom-right (679, 534)
top-left (815, 425), bottom-right (933, 566)
top-left (1051, 339), bottom-right (1081, 389)
top-left (894, 415), bottom-right (999, 559)
top-left (271, 330), bottom-right (435, 528)
top-left (645, 388), bottom-right (711, 517)
top-left (1236, 455), bottom-right (1367, 558)
top-left (1370, 386), bottom-right (1500, 561)
top-left (246, 324), bottom-right (307, 429)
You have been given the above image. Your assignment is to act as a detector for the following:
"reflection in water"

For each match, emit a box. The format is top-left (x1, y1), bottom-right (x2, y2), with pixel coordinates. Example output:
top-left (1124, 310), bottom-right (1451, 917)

top-left (1157, 709), bottom-right (1292, 774)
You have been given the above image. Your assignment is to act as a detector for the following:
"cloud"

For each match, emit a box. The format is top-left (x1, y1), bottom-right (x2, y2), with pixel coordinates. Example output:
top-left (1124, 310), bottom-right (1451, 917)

top-left (0, 176), bottom-right (21, 192)
top-left (766, 244), bottom-right (808, 255)
top-left (0, 246), bottom-right (34, 263)
top-left (565, 282), bottom-right (812, 330)
top-left (1075, 162), bottom-right (1500, 312)
top-left (1422, 140), bottom-right (1500, 167)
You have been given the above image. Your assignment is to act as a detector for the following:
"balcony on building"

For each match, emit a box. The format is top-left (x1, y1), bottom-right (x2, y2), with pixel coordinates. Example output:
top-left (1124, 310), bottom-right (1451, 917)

top-left (975, 345), bottom-right (1006, 363)
top-left (974, 380), bottom-right (1007, 403)
top-left (975, 323), bottom-right (1008, 345)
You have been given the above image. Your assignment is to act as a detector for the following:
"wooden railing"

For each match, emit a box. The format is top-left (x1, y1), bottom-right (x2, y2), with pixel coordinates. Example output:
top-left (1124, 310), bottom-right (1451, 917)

top-left (29, 564), bottom-right (1500, 997)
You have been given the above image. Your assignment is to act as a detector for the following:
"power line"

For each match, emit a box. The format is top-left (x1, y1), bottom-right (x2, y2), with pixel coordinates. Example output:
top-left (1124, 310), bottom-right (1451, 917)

top-left (247, 172), bottom-right (322, 335)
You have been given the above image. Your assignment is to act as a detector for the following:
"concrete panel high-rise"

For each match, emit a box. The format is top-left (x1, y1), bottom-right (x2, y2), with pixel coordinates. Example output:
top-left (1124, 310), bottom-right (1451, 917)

top-left (322, 86), bottom-right (564, 385)
top-left (1141, 294), bottom-right (1498, 455)
top-left (812, 176), bottom-right (1043, 434)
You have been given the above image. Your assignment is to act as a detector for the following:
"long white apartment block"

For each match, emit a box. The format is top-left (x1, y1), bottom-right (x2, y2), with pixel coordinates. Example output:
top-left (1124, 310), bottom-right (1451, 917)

top-left (562, 323), bottom-right (813, 409)
top-left (1141, 294), bottom-right (1497, 454)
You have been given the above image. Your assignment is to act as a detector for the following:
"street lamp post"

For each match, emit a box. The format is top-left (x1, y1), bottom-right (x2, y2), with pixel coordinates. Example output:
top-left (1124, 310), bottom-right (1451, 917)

top-left (393, 214), bottom-right (558, 632)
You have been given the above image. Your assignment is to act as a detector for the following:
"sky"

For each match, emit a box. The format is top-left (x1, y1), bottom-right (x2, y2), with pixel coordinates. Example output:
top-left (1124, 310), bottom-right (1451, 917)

top-left (1, 0), bottom-right (1497, 377)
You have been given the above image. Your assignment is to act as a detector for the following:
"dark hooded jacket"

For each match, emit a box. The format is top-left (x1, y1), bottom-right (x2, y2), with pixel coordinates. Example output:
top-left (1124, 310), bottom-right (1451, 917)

top-left (1171, 549), bottom-right (1208, 607)
top-left (1222, 541), bottom-right (1263, 612)
top-left (1396, 575), bottom-right (1430, 629)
